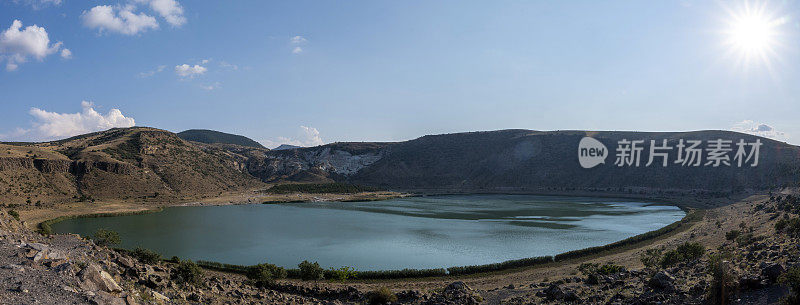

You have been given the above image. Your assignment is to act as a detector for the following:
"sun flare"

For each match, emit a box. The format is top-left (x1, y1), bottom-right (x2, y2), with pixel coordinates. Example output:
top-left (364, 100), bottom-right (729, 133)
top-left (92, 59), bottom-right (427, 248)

top-left (722, 2), bottom-right (786, 68)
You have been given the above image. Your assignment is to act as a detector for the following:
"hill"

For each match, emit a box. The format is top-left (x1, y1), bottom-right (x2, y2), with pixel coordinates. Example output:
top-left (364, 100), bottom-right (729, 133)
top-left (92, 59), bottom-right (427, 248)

top-left (177, 129), bottom-right (265, 149)
top-left (1, 128), bottom-right (798, 207)
top-left (0, 127), bottom-right (263, 205)
top-left (273, 144), bottom-right (303, 150)
top-left (253, 130), bottom-right (800, 197)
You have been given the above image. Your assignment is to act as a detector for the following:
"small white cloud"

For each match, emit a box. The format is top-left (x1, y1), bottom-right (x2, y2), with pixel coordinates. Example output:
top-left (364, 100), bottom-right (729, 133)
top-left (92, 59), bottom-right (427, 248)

top-left (260, 126), bottom-right (325, 149)
top-left (219, 61), bottom-right (238, 70)
top-left (0, 20), bottom-right (66, 71)
top-left (731, 120), bottom-right (789, 142)
top-left (201, 82), bottom-right (220, 91)
top-left (13, 0), bottom-right (62, 9)
top-left (175, 63), bottom-right (206, 78)
top-left (135, 0), bottom-right (186, 27)
top-left (1, 101), bottom-right (136, 141)
top-left (60, 48), bottom-right (71, 59)
top-left (81, 5), bottom-right (159, 35)
top-left (290, 35), bottom-right (307, 44)
top-left (138, 65), bottom-right (166, 78)
top-left (292, 46), bottom-right (303, 54)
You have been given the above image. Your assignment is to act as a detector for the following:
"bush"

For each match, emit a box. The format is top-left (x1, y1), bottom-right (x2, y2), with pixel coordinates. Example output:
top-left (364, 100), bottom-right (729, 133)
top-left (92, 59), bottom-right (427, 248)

top-left (640, 248), bottom-right (663, 270)
top-left (706, 252), bottom-right (736, 305)
top-left (446, 256), bottom-right (552, 275)
top-left (661, 242), bottom-right (705, 268)
top-left (775, 218), bottom-right (800, 237)
top-left (173, 259), bottom-right (204, 286)
top-left (327, 266), bottom-right (357, 282)
top-left (247, 263), bottom-right (287, 287)
top-left (779, 266), bottom-right (800, 305)
top-left (367, 287), bottom-right (398, 305)
top-left (298, 260), bottom-right (324, 281)
top-left (578, 262), bottom-right (623, 276)
top-left (8, 210), bottom-right (19, 221)
top-left (131, 247), bottom-right (161, 265)
top-left (725, 230), bottom-right (740, 241)
top-left (92, 228), bottom-right (121, 247)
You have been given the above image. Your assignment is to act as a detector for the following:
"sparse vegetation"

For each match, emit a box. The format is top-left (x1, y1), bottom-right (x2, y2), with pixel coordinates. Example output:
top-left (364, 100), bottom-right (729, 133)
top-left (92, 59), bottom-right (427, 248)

top-left (706, 252), bottom-right (736, 305)
top-left (640, 248), bottom-right (663, 270)
top-left (246, 262), bottom-right (287, 287)
top-left (725, 229), bottom-right (740, 241)
top-left (8, 209), bottom-right (19, 221)
top-left (779, 266), bottom-right (800, 305)
top-left (173, 259), bottom-right (204, 286)
top-left (92, 228), bottom-right (121, 247)
top-left (660, 242), bottom-right (705, 268)
top-left (131, 247), bottom-right (161, 265)
top-left (367, 287), bottom-right (398, 305)
top-left (298, 260), bottom-right (324, 281)
top-left (327, 266), bottom-right (357, 282)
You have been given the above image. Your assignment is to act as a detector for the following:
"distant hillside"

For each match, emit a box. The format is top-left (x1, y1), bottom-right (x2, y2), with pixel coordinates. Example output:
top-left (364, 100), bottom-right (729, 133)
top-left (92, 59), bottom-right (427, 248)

top-left (253, 130), bottom-right (800, 195)
top-left (273, 144), bottom-right (303, 150)
top-left (2, 128), bottom-right (798, 207)
top-left (177, 129), bottom-right (265, 149)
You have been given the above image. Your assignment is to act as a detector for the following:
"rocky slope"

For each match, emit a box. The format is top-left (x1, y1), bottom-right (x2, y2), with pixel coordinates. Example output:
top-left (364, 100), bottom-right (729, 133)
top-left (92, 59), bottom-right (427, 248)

top-left (0, 127), bottom-right (264, 206)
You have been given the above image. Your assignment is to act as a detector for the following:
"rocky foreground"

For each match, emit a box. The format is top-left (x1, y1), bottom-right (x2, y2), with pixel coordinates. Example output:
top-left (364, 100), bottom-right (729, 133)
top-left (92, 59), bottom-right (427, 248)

top-left (1, 193), bottom-right (800, 304)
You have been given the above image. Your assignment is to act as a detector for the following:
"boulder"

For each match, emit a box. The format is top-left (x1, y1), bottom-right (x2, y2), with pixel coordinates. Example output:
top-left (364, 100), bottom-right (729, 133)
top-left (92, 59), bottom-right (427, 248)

top-left (79, 264), bottom-right (123, 293)
top-left (648, 271), bottom-right (675, 290)
top-left (760, 262), bottom-right (785, 282)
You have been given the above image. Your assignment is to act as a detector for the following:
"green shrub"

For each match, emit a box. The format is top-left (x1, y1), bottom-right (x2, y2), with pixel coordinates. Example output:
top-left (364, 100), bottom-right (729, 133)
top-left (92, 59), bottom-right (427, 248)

top-left (131, 247), bottom-right (161, 265)
top-left (578, 262), bottom-right (623, 276)
top-left (247, 263), bottom-right (287, 287)
top-left (725, 230), bottom-right (740, 241)
top-left (779, 266), bottom-right (800, 305)
top-left (327, 266), bottom-right (357, 282)
top-left (298, 260), bottom-right (324, 281)
top-left (661, 242), bottom-right (705, 268)
top-left (92, 228), bottom-right (121, 247)
top-left (706, 252), bottom-right (736, 305)
top-left (8, 210), bottom-right (20, 221)
top-left (775, 218), bottom-right (800, 237)
top-left (640, 248), bottom-right (663, 270)
top-left (173, 259), bottom-right (204, 286)
top-left (367, 287), bottom-right (398, 305)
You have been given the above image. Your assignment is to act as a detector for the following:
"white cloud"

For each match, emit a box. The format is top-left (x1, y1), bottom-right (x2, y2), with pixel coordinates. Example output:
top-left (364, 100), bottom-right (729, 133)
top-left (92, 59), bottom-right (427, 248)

top-left (260, 126), bottom-right (325, 149)
top-left (1, 101), bottom-right (136, 141)
top-left (290, 35), bottom-right (307, 44)
top-left (175, 63), bottom-right (206, 78)
top-left (292, 47), bottom-right (303, 54)
top-left (14, 0), bottom-right (62, 9)
top-left (60, 48), bottom-right (71, 59)
top-left (138, 65), bottom-right (166, 77)
top-left (135, 0), bottom-right (186, 27)
top-left (0, 20), bottom-right (66, 71)
top-left (81, 5), bottom-right (159, 35)
top-left (731, 120), bottom-right (789, 142)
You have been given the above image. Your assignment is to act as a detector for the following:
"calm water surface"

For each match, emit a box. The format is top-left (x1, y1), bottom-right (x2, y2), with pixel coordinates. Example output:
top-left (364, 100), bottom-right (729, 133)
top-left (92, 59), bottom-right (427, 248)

top-left (52, 195), bottom-right (684, 270)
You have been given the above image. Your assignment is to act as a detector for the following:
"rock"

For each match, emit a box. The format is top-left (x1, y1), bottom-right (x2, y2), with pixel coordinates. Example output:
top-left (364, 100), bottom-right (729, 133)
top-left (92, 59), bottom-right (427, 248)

top-left (79, 263), bottom-right (124, 293)
top-left (125, 295), bottom-right (139, 305)
top-left (648, 271), bottom-right (675, 290)
top-left (187, 292), bottom-right (202, 302)
top-left (739, 275), bottom-right (765, 290)
top-left (2, 264), bottom-right (25, 272)
top-left (760, 262), bottom-right (785, 282)
top-left (116, 256), bottom-right (135, 269)
top-left (150, 290), bottom-right (170, 302)
top-left (92, 291), bottom-right (126, 305)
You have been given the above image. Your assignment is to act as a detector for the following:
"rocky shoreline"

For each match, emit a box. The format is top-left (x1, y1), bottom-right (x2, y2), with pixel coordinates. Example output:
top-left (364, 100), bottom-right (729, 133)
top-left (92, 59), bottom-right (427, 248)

top-left (1, 193), bottom-right (799, 304)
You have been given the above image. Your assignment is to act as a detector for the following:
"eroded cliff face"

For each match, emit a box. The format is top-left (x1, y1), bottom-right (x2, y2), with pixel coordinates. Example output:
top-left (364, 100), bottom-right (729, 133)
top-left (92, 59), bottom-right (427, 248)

top-left (247, 145), bottom-right (388, 182)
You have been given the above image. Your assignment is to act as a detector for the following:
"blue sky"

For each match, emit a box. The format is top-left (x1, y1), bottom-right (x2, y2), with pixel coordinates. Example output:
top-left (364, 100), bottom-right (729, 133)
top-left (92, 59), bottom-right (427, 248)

top-left (1, 0), bottom-right (799, 147)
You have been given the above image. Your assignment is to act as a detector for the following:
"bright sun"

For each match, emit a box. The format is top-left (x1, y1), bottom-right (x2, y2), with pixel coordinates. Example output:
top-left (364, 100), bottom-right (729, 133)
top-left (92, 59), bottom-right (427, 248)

top-left (723, 2), bottom-right (785, 68)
